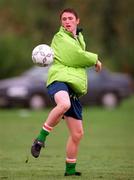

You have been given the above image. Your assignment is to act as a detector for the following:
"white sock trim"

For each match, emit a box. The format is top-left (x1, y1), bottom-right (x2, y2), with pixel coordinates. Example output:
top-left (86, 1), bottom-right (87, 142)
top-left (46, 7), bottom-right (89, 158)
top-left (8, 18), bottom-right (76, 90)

top-left (66, 158), bottom-right (77, 163)
top-left (43, 123), bottom-right (53, 132)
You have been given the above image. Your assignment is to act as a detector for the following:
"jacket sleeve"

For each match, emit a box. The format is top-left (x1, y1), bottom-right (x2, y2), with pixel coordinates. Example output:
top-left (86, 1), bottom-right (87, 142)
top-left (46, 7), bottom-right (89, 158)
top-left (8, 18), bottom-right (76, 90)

top-left (51, 33), bottom-right (98, 68)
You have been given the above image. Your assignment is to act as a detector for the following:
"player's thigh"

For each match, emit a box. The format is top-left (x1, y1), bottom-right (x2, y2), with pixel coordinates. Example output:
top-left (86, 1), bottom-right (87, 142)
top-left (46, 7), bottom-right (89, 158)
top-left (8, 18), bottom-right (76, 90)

top-left (54, 90), bottom-right (71, 106)
top-left (65, 116), bottom-right (84, 136)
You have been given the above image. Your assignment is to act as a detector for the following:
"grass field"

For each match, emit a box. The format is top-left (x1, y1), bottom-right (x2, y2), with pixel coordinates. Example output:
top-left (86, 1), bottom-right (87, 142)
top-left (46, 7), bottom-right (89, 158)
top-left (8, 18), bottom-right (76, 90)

top-left (0, 97), bottom-right (134, 180)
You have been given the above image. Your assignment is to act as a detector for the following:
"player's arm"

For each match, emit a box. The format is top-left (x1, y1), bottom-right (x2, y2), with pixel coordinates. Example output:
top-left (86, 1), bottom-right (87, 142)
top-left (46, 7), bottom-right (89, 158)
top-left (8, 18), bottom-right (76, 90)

top-left (51, 34), bottom-right (98, 68)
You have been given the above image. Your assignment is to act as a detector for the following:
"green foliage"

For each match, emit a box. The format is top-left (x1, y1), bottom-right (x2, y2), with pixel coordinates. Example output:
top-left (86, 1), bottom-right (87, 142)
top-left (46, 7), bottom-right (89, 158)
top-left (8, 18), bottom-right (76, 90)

top-left (0, 96), bottom-right (134, 179)
top-left (0, 0), bottom-right (134, 78)
top-left (0, 34), bottom-right (33, 78)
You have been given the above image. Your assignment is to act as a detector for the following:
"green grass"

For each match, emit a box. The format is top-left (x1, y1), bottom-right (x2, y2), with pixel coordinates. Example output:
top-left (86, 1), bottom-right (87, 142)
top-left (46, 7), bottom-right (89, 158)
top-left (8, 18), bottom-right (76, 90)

top-left (0, 97), bottom-right (134, 180)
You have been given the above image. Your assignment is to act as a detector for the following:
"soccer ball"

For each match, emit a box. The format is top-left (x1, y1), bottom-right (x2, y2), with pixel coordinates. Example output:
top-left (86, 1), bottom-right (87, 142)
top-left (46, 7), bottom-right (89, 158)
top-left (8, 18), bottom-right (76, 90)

top-left (32, 44), bottom-right (54, 66)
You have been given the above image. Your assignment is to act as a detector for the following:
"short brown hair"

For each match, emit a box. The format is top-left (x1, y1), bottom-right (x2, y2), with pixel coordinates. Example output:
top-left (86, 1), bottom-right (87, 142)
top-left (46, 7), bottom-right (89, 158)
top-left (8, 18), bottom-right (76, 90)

top-left (59, 8), bottom-right (79, 20)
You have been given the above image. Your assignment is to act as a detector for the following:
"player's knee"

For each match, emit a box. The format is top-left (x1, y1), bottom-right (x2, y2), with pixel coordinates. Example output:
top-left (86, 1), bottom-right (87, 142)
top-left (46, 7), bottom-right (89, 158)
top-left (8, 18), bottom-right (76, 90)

top-left (58, 101), bottom-right (71, 113)
top-left (72, 129), bottom-right (84, 143)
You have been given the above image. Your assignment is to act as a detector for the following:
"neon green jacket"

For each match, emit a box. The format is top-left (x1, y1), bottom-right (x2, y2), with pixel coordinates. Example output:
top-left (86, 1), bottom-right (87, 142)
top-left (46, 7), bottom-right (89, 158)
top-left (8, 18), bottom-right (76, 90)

top-left (47, 26), bottom-right (98, 96)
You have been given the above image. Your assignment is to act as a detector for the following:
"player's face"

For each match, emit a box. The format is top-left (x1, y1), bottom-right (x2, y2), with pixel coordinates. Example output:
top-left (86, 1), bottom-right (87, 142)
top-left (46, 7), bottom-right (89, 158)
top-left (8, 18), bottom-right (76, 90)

top-left (61, 12), bottom-right (80, 35)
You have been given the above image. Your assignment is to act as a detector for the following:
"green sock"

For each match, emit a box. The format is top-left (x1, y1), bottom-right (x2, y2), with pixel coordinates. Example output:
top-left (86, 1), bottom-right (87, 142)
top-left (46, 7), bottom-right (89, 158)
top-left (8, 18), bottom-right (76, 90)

top-left (37, 129), bottom-right (49, 142)
top-left (65, 162), bottom-right (76, 175)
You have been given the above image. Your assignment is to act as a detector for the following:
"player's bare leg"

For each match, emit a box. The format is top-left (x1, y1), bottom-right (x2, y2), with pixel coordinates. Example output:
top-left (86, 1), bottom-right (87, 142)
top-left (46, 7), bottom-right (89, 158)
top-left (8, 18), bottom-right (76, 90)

top-left (45, 91), bottom-right (71, 126)
top-left (64, 116), bottom-right (84, 176)
top-left (31, 91), bottom-right (71, 158)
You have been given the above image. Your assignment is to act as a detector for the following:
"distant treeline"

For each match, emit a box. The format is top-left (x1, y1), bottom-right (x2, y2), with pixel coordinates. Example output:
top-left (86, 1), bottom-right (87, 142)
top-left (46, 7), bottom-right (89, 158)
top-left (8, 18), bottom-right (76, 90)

top-left (0, 0), bottom-right (134, 78)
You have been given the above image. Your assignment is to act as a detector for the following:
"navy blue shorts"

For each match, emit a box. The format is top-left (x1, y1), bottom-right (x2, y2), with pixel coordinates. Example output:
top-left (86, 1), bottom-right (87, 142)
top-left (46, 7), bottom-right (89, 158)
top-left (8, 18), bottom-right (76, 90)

top-left (47, 81), bottom-right (82, 120)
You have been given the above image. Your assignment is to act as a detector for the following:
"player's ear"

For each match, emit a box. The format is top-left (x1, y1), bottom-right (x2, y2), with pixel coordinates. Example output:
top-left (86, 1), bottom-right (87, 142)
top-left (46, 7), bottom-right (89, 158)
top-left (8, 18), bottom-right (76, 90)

top-left (76, 18), bottom-right (80, 25)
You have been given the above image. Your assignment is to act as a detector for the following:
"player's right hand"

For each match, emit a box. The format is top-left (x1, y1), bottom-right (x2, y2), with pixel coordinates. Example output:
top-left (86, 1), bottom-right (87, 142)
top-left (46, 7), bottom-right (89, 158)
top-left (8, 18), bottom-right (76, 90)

top-left (95, 60), bottom-right (102, 72)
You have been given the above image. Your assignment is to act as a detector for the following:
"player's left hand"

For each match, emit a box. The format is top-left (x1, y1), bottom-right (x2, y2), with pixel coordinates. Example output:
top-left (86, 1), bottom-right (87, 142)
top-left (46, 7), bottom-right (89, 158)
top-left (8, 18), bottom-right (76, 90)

top-left (95, 60), bottom-right (102, 72)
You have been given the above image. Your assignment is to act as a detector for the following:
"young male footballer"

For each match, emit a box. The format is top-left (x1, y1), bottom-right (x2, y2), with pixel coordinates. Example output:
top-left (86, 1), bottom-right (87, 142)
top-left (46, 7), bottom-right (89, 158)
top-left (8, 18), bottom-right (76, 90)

top-left (31, 8), bottom-right (102, 176)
